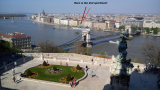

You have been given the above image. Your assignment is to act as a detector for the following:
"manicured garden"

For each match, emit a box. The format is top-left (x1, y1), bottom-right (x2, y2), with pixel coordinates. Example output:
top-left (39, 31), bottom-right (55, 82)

top-left (24, 61), bottom-right (85, 84)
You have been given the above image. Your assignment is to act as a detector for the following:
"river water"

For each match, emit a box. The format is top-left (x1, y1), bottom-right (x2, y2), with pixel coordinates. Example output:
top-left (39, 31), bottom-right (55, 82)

top-left (92, 35), bottom-right (160, 63)
top-left (0, 17), bottom-right (160, 63)
top-left (0, 17), bottom-right (80, 45)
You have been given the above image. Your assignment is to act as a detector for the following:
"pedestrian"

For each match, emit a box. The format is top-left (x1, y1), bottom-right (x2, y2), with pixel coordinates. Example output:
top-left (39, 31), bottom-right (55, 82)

top-left (60, 61), bottom-right (62, 65)
top-left (66, 62), bottom-right (68, 66)
top-left (69, 81), bottom-right (73, 87)
top-left (12, 69), bottom-right (15, 75)
top-left (91, 59), bottom-right (93, 62)
top-left (91, 59), bottom-right (94, 65)
top-left (86, 65), bottom-right (88, 71)
top-left (91, 71), bottom-right (93, 77)
top-left (13, 76), bottom-right (16, 83)
top-left (47, 60), bottom-right (48, 64)
top-left (72, 80), bottom-right (76, 88)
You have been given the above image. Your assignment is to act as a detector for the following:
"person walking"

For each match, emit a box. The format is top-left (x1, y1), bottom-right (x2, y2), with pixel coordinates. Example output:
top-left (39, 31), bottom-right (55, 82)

top-left (72, 80), bottom-right (76, 88)
top-left (12, 69), bottom-right (15, 76)
top-left (69, 81), bottom-right (73, 87)
top-left (66, 62), bottom-right (68, 66)
top-left (86, 65), bottom-right (88, 71)
top-left (13, 76), bottom-right (16, 83)
top-left (47, 60), bottom-right (48, 64)
top-left (91, 59), bottom-right (94, 65)
top-left (91, 71), bottom-right (93, 77)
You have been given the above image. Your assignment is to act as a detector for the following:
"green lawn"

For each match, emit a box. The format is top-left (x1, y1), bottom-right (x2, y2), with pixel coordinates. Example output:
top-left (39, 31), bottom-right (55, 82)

top-left (25, 65), bottom-right (85, 83)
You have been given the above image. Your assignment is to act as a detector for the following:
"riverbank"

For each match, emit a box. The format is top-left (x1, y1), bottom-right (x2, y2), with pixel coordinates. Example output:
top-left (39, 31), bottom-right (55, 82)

top-left (31, 19), bottom-right (74, 29)
top-left (31, 19), bottom-right (120, 32)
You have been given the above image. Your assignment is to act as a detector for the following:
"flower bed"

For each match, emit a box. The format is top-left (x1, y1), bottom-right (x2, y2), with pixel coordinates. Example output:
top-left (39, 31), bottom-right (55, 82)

top-left (60, 77), bottom-right (77, 84)
top-left (26, 72), bottom-right (38, 78)
top-left (71, 67), bottom-right (84, 72)
top-left (23, 65), bottom-right (85, 84)
top-left (71, 64), bottom-right (84, 72)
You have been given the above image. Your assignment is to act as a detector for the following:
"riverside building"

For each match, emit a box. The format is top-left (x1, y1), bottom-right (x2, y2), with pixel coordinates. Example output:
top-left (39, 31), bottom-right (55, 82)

top-left (0, 32), bottom-right (31, 49)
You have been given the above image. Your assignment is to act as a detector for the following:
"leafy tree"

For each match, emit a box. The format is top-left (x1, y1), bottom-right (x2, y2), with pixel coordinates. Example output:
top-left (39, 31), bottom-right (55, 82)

top-left (76, 64), bottom-right (82, 70)
top-left (0, 40), bottom-right (11, 52)
top-left (119, 25), bottom-right (125, 30)
top-left (42, 61), bottom-right (48, 66)
top-left (25, 69), bottom-right (33, 76)
top-left (152, 28), bottom-right (158, 35)
top-left (0, 40), bottom-right (22, 53)
top-left (144, 28), bottom-right (150, 34)
top-left (131, 26), bottom-right (138, 31)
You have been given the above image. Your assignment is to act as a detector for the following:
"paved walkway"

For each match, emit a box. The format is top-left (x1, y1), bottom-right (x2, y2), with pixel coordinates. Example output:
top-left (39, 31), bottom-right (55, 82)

top-left (1, 58), bottom-right (111, 90)
top-left (1, 58), bottom-right (158, 90)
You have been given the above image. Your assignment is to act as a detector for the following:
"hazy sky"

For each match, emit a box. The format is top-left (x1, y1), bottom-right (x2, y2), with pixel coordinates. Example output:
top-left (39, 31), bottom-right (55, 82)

top-left (0, 0), bottom-right (160, 14)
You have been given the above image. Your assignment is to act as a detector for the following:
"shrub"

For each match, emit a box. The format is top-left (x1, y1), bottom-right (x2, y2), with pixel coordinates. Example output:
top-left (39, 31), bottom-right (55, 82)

top-left (76, 64), bottom-right (82, 70)
top-left (43, 61), bottom-right (48, 66)
top-left (60, 77), bottom-right (66, 83)
top-left (53, 66), bottom-right (57, 71)
top-left (25, 69), bottom-right (33, 76)
top-left (66, 74), bottom-right (72, 82)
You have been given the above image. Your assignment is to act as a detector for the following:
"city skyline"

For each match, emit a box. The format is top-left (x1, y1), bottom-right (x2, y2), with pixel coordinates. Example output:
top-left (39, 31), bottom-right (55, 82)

top-left (0, 0), bottom-right (160, 14)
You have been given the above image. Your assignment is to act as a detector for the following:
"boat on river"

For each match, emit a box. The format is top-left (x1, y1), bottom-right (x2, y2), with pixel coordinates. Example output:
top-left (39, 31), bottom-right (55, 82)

top-left (72, 27), bottom-right (90, 31)
top-left (109, 40), bottom-right (119, 44)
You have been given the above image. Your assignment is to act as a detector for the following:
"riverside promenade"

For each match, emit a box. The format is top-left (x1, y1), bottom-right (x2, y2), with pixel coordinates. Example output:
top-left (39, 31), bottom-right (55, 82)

top-left (1, 53), bottom-right (157, 90)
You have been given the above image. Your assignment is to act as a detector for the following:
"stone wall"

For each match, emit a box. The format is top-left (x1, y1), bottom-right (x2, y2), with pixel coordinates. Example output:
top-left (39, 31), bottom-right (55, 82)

top-left (22, 53), bottom-right (145, 71)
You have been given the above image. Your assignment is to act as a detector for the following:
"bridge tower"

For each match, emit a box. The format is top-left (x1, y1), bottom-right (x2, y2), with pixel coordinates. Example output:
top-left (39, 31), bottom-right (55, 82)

top-left (125, 25), bottom-right (131, 35)
top-left (81, 30), bottom-right (92, 47)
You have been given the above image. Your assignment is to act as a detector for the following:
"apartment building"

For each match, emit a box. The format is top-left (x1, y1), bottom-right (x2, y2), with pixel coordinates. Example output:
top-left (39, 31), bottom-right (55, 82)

top-left (0, 32), bottom-right (31, 49)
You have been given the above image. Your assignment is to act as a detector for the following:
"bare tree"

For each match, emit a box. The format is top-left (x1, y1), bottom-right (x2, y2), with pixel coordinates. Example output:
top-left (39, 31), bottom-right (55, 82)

top-left (39, 41), bottom-right (65, 53)
top-left (70, 41), bottom-right (91, 55)
top-left (142, 41), bottom-right (160, 65)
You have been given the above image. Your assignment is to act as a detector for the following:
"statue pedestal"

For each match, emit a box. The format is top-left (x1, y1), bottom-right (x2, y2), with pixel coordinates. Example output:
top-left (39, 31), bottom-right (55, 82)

top-left (110, 74), bottom-right (130, 90)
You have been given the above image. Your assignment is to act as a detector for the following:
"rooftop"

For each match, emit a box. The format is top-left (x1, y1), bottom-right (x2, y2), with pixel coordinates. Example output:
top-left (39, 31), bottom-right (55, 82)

top-left (0, 32), bottom-right (28, 39)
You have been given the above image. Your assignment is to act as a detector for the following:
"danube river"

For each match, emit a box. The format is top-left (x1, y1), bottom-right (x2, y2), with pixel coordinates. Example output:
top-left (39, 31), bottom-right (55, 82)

top-left (0, 17), bottom-right (80, 45)
top-left (0, 17), bottom-right (160, 63)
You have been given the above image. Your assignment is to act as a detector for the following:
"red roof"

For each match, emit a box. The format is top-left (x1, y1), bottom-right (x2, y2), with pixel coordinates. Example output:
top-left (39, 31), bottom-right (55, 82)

top-left (0, 32), bottom-right (27, 38)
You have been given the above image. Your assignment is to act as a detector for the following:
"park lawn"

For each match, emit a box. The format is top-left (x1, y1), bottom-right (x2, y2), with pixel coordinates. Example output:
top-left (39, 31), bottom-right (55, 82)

top-left (26, 65), bottom-right (85, 83)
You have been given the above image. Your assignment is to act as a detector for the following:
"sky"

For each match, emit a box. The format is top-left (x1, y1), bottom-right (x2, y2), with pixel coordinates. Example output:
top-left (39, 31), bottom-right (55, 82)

top-left (0, 0), bottom-right (160, 14)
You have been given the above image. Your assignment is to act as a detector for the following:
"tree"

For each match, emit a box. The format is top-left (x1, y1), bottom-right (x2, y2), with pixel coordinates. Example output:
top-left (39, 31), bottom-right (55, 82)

top-left (144, 28), bottom-right (150, 34)
top-left (142, 41), bottom-right (160, 66)
top-left (39, 41), bottom-right (66, 53)
top-left (25, 69), bottom-right (33, 76)
top-left (119, 25), bottom-right (125, 31)
top-left (0, 40), bottom-right (22, 53)
top-left (76, 64), bottom-right (82, 70)
top-left (42, 61), bottom-right (48, 66)
top-left (131, 26), bottom-right (138, 31)
top-left (69, 41), bottom-right (91, 55)
top-left (152, 28), bottom-right (158, 35)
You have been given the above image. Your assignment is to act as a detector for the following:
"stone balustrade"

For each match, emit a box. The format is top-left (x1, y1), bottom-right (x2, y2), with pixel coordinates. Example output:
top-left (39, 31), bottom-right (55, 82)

top-left (22, 53), bottom-right (114, 66)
